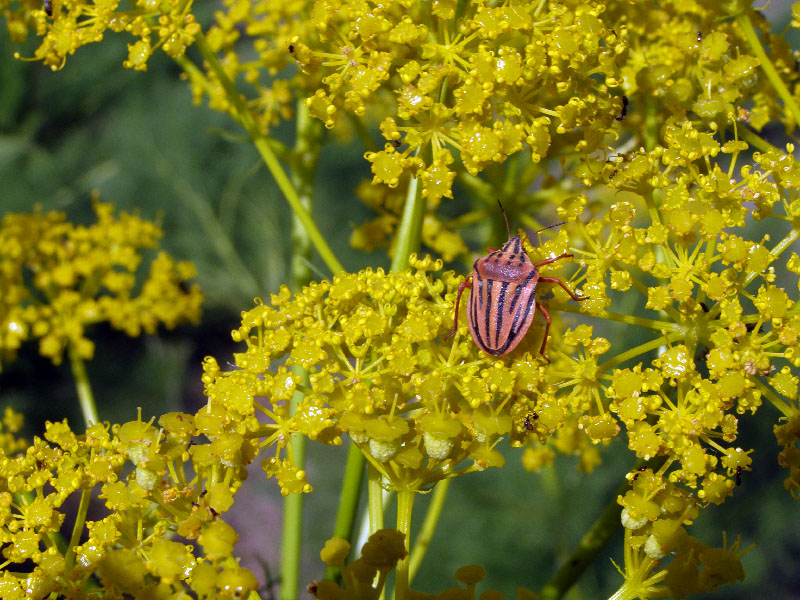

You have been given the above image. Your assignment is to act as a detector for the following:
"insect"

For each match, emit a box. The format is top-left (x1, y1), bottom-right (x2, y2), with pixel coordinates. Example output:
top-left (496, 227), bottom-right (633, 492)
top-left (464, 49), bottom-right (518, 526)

top-left (448, 201), bottom-right (588, 357)
top-left (44, 0), bottom-right (52, 15)
top-left (288, 43), bottom-right (295, 54)
top-left (615, 95), bottom-right (629, 121)
top-left (523, 412), bottom-right (538, 431)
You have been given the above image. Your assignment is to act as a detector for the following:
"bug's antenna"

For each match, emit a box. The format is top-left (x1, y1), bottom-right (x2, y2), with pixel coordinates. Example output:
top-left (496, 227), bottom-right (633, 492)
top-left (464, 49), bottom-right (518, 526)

top-left (532, 221), bottom-right (566, 246)
top-left (497, 199), bottom-right (512, 238)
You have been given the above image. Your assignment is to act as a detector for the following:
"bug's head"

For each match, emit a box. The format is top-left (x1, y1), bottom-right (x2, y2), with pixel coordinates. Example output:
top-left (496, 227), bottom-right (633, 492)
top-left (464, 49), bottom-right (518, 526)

top-left (499, 235), bottom-right (525, 255)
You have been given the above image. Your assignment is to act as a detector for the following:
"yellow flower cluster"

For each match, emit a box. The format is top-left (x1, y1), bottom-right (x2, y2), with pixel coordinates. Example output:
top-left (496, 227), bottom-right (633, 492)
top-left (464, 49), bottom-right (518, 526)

top-left (311, 522), bottom-right (751, 600)
top-left (602, 1), bottom-right (792, 132)
top-left (315, 530), bottom-right (407, 600)
top-left (202, 254), bottom-right (593, 495)
top-left (202, 151), bottom-right (800, 509)
top-left (194, 127), bottom-right (800, 597)
top-left (562, 132), bottom-right (800, 501)
top-left (0, 201), bottom-right (202, 368)
top-left (611, 467), bottom-right (753, 597)
top-left (294, 0), bottom-right (622, 201)
top-left (305, 0), bottom-right (789, 265)
top-left (4, 0), bottom-right (800, 596)
top-left (199, 0), bottom-right (318, 134)
top-left (0, 413), bottom-right (258, 598)
top-left (0, 408), bottom-right (26, 456)
top-left (2, 0), bottom-right (200, 70)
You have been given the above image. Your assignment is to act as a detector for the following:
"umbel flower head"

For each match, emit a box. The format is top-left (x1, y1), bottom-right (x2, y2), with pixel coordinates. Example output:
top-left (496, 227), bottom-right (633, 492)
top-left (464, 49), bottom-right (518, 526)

top-left (0, 411), bottom-right (259, 598)
top-left (294, 0), bottom-right (624, 203)
top-left (202, 253), bottom-right (594, 494)
top-left (0, 200), bottom-right (202, 368)
top-left (3, 0), bottom-right (201, 70)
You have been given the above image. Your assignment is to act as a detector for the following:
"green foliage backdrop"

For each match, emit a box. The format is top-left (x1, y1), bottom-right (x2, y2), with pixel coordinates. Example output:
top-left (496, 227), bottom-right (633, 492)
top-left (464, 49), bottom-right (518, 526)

top-left (2, 1), bottom-right (800, 599)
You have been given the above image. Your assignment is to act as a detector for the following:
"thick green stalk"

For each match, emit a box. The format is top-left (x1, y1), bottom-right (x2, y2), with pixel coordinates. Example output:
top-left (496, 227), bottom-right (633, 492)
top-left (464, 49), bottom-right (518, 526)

top-left (738, 124), bottom-right (777, 154)
top-left (737, 13), bottom-right (800, 129)
top-left (408, 479), bottom-right (449, 585)
top-left (68, 343), bottom-right (97, 427)
top-left (189, 34), bottom-right (344, 276)
top-left (281, 99), bottom-right (322, 600)
top-left (538, 457), bottom-right (665, 600)
top-left (290, 101), bottom-right (322, 285)
top-left (538, 488), bottom-right (624, 600)
top-left (393, 488), bottom-right (415, 600)
top-left (64, 487), bottom-right (92, 572)
top-left (324, 442), bottom-right (366, 581)
top-left (391, 176), bottom-right (423, 273)
top-left (368, 464), bottom-right (385, 532)
top-left (281, 376), bottom-right (307, 600)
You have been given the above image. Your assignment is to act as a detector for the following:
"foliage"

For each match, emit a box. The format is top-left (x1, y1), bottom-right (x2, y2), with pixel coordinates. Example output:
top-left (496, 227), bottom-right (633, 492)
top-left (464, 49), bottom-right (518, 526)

top-left (2, 0), bottom-right (800, 599)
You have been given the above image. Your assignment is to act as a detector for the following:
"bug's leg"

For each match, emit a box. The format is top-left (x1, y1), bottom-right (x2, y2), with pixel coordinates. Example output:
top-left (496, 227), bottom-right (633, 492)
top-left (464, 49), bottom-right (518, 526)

top-left (446, 275), bottom-right (473, 340)
top-left (533, 252), bottom-right (573, 268)
top-left (535, 301), bottom-right (552, 361)
top-left (538, 276), bottom-right (589, 302)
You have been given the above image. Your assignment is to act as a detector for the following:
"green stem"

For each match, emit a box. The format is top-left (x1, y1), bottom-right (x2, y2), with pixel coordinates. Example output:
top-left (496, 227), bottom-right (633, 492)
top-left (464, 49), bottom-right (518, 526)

top-left (290, 100), bottom-right (323, 293)
top-left (553, 304), bottom-right (680, 332)
top-left (64, 487), bottom-right (92, 572)
top-left (737, 13), bottom-right (800, 129)
top-left (391, 175), bottom-right (424, 273)
top-left (324, 442), bottom-right (366, 581)
top-left (176, 52), bottom-right (290, 160)
top-left (68, 343), bottom-right (98, 428)
top-left (643, 95), bottom-right (659, 152)
top-left (368, 463), bottom-right (385, 532)
top-left (755, 378), bottom-right (794, 418)
top-left (393, 489), bottom-right (415, 600)
top-left (538, 457), bottom-right (665, 600)
top-left (190, 34), bottom-right (344, 275)
top-left (743, 226), bottom-right (800, 287)
top-left (407, 479), bottom-right (449, 585)
top-left (281, 101), bottom-right (321, 600)
top-left (738, 124), bottom-right (777, 154)
top-left (597, 333), bottom-right (680, 373)
top-left (281, 366), bottom-right (307, 600)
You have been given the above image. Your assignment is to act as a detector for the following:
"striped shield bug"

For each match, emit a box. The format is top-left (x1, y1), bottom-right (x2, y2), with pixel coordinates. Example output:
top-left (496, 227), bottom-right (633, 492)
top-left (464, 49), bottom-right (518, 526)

top-left (448, 201), bottom-right (588, 358)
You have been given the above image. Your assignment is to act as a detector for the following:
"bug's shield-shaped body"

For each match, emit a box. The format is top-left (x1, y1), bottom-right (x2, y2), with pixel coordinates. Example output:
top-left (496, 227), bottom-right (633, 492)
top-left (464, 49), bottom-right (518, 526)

top-left (467, 235), bottom-right (539, 356)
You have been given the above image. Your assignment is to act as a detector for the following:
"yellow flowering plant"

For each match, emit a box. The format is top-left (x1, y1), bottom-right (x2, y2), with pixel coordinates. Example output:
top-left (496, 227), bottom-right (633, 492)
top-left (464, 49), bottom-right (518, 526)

top-left (2, 0), bottom-right (800, 599)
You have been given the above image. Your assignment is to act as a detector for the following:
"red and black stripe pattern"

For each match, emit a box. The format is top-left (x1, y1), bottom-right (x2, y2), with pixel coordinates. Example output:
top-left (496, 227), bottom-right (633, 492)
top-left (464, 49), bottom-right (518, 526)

top-left (466, 235), bottom-right (540, 356)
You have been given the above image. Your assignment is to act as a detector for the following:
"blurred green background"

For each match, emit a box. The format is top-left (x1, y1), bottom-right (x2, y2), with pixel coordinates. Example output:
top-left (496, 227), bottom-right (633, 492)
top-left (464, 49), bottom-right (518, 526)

top-left (1, 3), bottom-right (799, 599)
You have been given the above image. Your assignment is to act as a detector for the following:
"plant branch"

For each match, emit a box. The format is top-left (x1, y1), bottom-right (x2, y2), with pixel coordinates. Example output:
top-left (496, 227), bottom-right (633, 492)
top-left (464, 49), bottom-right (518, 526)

top-left (539, 457), bottom-right (665, 600)
top-left (737, 13), bottom-right (800, 129)
top-left (408, 479), bottom-right (449, 585)
top-left (391, 175), bottom-right (424, 272)
top-left (190, 33), bottom-right (344, 275)
top-left (324, 442), bottom-right (366, 582)
top-left (68, 343), bottom-right (98, 428)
